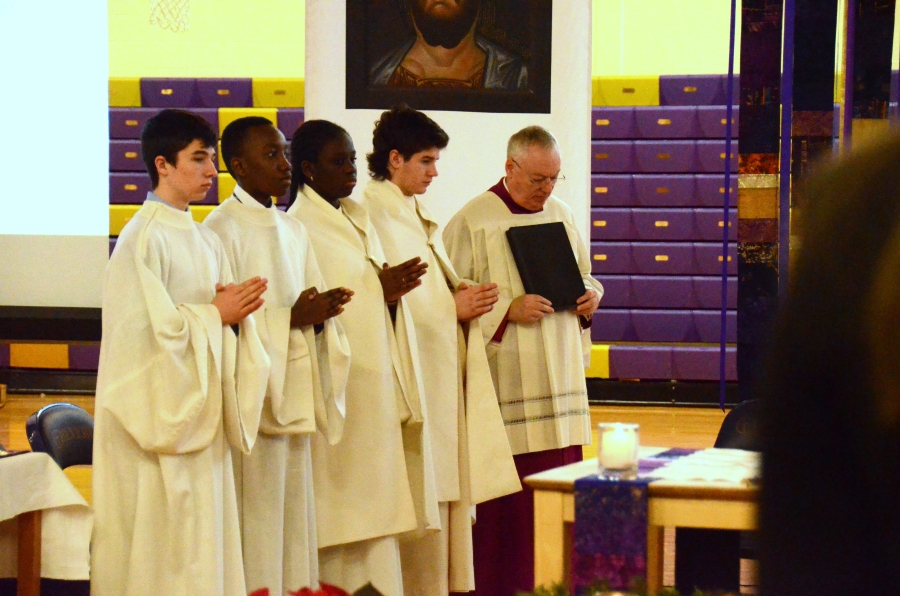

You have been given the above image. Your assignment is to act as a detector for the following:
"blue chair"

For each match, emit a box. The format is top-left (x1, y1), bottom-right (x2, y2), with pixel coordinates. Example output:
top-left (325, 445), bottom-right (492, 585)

top-left (26, 403), bottom-right (93, 469)
top-left (676, 399), bottom-right (761, 595)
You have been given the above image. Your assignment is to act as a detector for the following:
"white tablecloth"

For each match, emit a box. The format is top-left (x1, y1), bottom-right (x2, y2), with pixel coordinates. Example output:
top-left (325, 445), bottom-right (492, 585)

top-left (0, 452), bottom-right (92, 580)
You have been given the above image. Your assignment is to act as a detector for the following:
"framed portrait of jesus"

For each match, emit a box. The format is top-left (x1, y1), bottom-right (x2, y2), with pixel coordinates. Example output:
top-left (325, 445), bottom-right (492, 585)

top-left (346, 0), bottom-right (552, 113)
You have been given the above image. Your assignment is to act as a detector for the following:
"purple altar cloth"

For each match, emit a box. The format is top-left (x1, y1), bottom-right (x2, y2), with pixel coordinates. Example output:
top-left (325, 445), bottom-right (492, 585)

top-left (571, 448), bottom-right (697, 593)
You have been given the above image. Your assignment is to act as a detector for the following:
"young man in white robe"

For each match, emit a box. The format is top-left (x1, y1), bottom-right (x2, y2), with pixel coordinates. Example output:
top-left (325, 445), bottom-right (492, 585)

top-left (203, 116), bottom-right (353, 595)
top-left (92, 109), bottom-right (271, 596)
top-left (360, 106), bottom-right (521, 595)
top-left (286, 119), bottom-right (433, 596)
top-left (443, 125), bottom-right (604, 596)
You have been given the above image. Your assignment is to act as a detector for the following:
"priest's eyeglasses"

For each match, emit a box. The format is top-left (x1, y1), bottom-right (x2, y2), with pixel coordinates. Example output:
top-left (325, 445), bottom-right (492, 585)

top-left (511, 159), bottom-right (566, 188)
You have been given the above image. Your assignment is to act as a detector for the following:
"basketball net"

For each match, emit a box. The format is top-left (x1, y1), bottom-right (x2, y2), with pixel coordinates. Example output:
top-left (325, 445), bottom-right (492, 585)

top-left (150, 0), bottom-right (190, 32)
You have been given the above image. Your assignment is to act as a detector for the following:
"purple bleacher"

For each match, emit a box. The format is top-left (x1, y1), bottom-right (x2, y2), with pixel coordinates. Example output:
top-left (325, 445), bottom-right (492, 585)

top-left (696, 140), bottom-right (738, 173)
top-left (595, 276), bottom-right (630, 308)
top-left (591, 208), bottom-right (635, 240)
top-left (109, 140), bottom-right (145, 172)
top-left (632, 309), bottom-right (695, 342)
top-left (633, 175), bottom-right (694, 207)
top-left (629, 276), bottom-right (693, 309)
top-left (694, 208), bottom-right (737, 241)
top-left (609, 345), bottom-right (673, 380)
top-left (591, 141), bottom-right (636, 173)
top-left (193, 108), bottom-right (220, 133)
top-left (659, 75), bottom-right (722, 106)
top-left (591, 107), bottom-right (637, 139)
top-left (277, 108), bottom-right (305, 139)
top-left (694, 243), bottom-right (737, 275)
top-left (632, 242), bottom-right (694, 275)
top-left (695, 175), bottom-right (738, 207)
top-left (634, 107), bottom-right (698, 139)
top-left (726, 74), bottom-right (740, 104)
top-left (0, 343), bottom-right (9, 368)
top-left (196, 78), bottom-right (253, 108)
top-left (110, 107), bottom-right (219, 135)
top-left (109, 238), bottom-right (117, 256)
top-left (140, 78), bottom-right (200, 108)
top-left (69, 345), bottom-right (101, 370)
top-left (696, 106), bottom-right (740, 138)
top-left (110, 173), bottom-right (152, 204)
top-left (632, 208), bottom-right (694, 241)
top-left (591, 242), bottom-right (636, 275)
top-left (692, 276), bottom-right (737, 309)
top-left (110, 108), bottom-right (156, 139)
top-left (591, 309), bottom-right (637, 342)
top-left (693, 310), bottom-right (737, 343)
top-left (672, 346), bottom-right (737, 381)
top-left (634, 141), bottom-right (696, 173)
top-left (591, 175), bottom-right (633, 207)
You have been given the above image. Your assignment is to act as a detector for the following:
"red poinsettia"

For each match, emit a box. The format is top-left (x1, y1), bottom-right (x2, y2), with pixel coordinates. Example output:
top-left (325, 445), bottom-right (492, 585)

top-left (246, 582), bottom-right (352, 596)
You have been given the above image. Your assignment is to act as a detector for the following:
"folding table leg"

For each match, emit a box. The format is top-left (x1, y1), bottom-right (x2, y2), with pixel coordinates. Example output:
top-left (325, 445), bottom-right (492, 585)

top-left (646, 525), bottom-right (665, 595)
top-left (533, 490), bottom-right (566, 589)
top-left (17, 509), bottom-right (41, 596)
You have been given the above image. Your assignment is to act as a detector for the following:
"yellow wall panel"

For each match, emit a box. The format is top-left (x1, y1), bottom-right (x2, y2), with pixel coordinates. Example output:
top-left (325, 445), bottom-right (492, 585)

top-left (110, 205), bottom-right (141, 236)
top-left (218, 173), bottom-right (236, 202)
top-left (585, 344), bottom-right (610, 379)
top-left (593, 77), bottom-right (659, 107)
top-left (191, 206), bottom-right (215, 224)
top-left (109, 78), bottom-right (142, 107)
top-left (253, 79), bottom-right (305, 108)
top-left (218, 108), bottom-right (279, 136)
top-left (10, 344), bottom-right (69, 369)
top-left (108, 0), bottom-right (305, 78)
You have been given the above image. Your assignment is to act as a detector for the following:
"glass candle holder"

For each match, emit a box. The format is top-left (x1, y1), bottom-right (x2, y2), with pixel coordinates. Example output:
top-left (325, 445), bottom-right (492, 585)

top-left (597, 422), bottom-right (640, 479)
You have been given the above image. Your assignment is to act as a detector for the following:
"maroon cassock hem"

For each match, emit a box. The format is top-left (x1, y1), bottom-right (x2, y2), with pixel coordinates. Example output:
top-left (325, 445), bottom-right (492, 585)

top-left (464, 445), bottom-right (584, 596)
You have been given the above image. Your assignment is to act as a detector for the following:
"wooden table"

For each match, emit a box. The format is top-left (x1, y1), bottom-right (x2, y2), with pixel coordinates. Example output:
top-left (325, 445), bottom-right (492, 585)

top-left (524, 448), bottom-right (758, 594)
top-left (0, 453), bottom-right (92, 596)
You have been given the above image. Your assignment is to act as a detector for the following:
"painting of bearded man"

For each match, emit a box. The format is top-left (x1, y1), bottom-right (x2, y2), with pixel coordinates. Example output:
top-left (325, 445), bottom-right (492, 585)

top-left (346, 0), bottom-right (551, 113)
top-left (371, 0), bottom-right (528, 90)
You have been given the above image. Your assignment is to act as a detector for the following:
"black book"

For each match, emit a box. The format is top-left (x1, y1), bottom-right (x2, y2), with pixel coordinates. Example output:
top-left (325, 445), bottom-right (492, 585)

top-left (505, 222), bottom-right (585, 310)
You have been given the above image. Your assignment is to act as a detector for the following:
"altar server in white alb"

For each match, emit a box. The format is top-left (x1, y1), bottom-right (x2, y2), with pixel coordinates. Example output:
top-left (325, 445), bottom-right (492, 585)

top-left (203, 117), bottom-right (353, 595)
top-left (361, 105), bottom-right (521, 595)
top-left (287, 120), bottom-right (433, 596)
top-left (92, 109), bottom-right (271, 596)
top-left (444, 125), bottom-right (604, 596)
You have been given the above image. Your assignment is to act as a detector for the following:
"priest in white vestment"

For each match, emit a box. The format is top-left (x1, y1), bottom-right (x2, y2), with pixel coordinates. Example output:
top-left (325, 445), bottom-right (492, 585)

top-left (286, 119), bottom-right (434, 596)
top-left (204, 117), bottom-right (353, 595)
top-left (360, 106), bottom-right (521, 595)
top-left (92, 110), bottom-right (270, 596)
top-left (443, 125), bottom-right (604, 596)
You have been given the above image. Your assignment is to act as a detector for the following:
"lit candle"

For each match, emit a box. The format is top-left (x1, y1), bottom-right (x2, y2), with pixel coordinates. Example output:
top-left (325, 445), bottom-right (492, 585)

top-left (599, 423), bottom-right (638, 471)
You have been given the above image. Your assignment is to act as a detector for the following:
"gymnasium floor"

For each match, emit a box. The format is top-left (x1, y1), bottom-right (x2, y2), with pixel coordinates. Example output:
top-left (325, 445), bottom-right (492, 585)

top-left (0, 396), bottom-right (757, 592)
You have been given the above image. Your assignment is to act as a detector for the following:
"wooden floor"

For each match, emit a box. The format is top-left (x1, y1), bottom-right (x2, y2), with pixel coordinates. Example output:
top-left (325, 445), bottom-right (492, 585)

top-left (0, 395), bottom-right (755, 592)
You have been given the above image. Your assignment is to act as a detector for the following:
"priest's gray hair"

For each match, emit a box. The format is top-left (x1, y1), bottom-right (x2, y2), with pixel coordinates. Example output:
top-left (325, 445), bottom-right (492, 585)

top-left (507, 126), bottom-right (560, 160)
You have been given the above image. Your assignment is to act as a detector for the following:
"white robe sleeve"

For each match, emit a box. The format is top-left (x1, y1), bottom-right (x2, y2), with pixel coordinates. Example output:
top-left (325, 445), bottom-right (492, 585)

top-left (562, 208), bottom-right (604, 366)
top-left (305, 247), bottom-right (350, 444)
top-left (443, 212), bottom-right (512, 345)
top-left (100, 226), bottom-right (249, 455)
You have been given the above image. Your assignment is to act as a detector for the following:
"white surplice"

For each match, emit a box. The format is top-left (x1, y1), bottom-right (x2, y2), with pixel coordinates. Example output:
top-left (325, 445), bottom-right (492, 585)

top-left (288, 185), bottom-right (437, 596)
top-left (362, 180), bottom-right (521, 593)
top-left (203, 187), bottom-right (350, 595)
top-left (91, 199), bottom-right (270, 596)
top-left (444, 190), bottom-right (604, 456)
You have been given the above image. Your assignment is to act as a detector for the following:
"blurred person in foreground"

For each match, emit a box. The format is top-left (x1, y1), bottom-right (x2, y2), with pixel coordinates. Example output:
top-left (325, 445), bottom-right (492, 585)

top-left (760, 134), bottom-right (900, 595)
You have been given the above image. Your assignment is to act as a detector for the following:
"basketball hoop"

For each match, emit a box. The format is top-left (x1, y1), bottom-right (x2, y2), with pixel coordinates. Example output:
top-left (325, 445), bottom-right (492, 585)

top-left (150, 0), bottom-right (190, 32)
